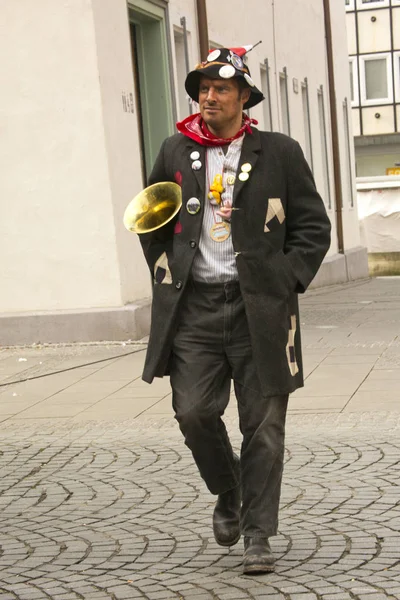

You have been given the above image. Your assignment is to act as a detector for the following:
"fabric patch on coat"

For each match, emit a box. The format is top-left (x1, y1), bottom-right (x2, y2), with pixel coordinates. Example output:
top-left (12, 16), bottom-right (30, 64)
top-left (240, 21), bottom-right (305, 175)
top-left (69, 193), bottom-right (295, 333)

top-left (174, 221), bottom-right (182, 234)
top-left (264, 198), bottom-right (285, 232)
top-left (154, 252), bottom-right (172, 284)
top-left (174, 171), bottom-right (183, 186)
top-left (286, 314), bottom-right (299, 376)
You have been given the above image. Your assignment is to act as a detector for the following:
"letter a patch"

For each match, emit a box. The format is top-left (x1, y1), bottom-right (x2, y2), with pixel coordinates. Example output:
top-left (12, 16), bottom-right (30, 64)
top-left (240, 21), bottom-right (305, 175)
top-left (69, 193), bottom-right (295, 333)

top-left (264, 198), bottom-right (285, 232)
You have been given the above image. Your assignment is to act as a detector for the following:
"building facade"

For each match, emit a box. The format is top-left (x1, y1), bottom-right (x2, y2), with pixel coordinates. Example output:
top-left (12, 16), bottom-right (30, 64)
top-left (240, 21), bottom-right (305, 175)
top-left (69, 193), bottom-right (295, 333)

top-left (0, 0), bottom-right (368, 344)
top-left (346, 0), bottom-right (400, 175)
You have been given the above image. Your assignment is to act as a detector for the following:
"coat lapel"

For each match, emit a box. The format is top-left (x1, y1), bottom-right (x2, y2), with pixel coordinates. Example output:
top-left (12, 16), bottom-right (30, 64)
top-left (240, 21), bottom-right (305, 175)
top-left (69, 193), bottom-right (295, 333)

top-left (233, 128), bottom-right (262, 206)
top-left (185, 140), bottom-right (206, 197)
top-left (184, 128), bottom-right (261, 203)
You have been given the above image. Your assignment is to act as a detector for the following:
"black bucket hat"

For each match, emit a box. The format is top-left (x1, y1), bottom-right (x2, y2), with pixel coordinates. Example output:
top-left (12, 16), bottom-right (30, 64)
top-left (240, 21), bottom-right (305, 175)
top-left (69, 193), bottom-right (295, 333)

top-left (185, 45), bottom-right (265, 110)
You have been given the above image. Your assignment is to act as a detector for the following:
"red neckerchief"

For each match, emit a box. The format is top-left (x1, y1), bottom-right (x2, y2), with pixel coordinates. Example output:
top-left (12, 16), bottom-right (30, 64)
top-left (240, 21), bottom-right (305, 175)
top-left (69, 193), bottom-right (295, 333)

top-left (176, 112), bottom-right (258, 146)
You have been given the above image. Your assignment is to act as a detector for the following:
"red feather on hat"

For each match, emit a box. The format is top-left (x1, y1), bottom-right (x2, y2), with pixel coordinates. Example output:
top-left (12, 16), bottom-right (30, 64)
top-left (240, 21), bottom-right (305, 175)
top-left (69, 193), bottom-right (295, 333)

top-left (229, 45), bottom-right (254, 57)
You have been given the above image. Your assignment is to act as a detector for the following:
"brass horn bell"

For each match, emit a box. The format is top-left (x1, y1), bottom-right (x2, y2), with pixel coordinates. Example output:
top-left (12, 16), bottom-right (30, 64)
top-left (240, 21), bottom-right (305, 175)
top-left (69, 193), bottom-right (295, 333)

top-left (123, 182), bottom-right (182, 234)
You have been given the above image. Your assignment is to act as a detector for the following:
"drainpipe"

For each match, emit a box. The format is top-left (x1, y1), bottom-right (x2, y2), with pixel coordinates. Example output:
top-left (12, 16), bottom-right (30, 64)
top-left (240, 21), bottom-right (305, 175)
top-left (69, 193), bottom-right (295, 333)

top-left (322, 0), bottom-right (344, 254)
top-left (196, 0), bottom-right (209, 61)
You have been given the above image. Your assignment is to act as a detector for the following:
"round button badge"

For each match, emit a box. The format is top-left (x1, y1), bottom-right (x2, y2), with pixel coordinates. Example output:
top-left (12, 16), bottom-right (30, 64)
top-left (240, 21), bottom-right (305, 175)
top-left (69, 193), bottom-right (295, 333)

top-left (230, 53), bottom-right (244, 69)
top-left (207, 49), bottom-right (221, 62)
top-left (186, 198), bottom-right (201, 215)
top-left (244, 74), bottom-right (255, 87)
top-left (219, 65), bottom-right (236, 79)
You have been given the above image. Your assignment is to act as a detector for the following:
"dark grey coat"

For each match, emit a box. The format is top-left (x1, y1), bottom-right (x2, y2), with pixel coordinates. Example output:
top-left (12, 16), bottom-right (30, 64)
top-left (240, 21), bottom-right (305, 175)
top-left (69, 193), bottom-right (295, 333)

top-left (139, 128), bottom-right (331, 395)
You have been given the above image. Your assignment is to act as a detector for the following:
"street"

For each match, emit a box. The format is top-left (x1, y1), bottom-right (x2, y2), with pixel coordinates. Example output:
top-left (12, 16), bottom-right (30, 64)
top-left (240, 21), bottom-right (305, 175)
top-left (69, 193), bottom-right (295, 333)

top-left (1, 277), bottom-right (400, 599)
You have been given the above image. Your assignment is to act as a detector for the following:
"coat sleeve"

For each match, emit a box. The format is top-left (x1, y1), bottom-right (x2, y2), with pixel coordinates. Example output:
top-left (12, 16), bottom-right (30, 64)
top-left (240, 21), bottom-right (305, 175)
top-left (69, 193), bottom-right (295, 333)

top-left (139, 139), bottom-right (176, 276)
top-left (284, 141), bottom-right (331, 293)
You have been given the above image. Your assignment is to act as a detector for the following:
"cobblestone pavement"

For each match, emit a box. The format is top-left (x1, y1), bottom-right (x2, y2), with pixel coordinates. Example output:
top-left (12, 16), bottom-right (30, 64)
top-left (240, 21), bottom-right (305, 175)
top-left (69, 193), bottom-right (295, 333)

top-left (1, 414), bottom-right (400, 599)
top-left (1, 278), bottom-right (400, 599)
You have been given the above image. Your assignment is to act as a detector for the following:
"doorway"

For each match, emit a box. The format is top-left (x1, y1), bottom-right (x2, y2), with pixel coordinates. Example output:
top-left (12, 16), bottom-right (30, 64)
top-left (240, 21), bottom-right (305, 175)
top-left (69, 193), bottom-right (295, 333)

top-left (128, 0), bottom-right (176, 183)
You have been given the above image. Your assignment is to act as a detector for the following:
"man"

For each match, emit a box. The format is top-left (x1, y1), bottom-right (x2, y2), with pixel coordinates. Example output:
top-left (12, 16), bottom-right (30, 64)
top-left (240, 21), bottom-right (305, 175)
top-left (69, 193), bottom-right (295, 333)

top-left (139, 46), bottom-right (331, 574)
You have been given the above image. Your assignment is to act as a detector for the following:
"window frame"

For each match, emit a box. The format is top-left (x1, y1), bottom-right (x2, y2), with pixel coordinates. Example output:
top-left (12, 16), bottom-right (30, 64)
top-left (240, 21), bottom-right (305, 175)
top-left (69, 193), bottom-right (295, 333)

top-left (356, 0), bottom-right (389, 10)
top-left (260, 59), bottom-right (273, 132)
top-left (349, 57), bottom-right (360, 107)
top-left (359, 52), bottom-right (393, 105)
top-left (345, 0), bottom-right (355, 11)
top-left (394, 52), bottom-right (400, 103)
top-left (174, 21), bottom-right (193, 119)
top-left (279, 67), bottom-right (291, 136)
top-left (301, 79), bottom-right (314, 172)
top-left (343, 98), bottom-right (355, 208)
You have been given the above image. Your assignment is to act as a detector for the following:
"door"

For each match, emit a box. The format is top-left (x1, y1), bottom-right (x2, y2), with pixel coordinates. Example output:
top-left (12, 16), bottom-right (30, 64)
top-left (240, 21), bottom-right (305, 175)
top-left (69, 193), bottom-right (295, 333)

top-left (128, 0), bottom-right (176, 183)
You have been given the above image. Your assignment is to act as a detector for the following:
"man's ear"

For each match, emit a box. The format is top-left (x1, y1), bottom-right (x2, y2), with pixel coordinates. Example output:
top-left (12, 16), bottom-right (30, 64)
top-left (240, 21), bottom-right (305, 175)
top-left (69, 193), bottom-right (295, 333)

top-left (241, 86), bottom-right (251, 105)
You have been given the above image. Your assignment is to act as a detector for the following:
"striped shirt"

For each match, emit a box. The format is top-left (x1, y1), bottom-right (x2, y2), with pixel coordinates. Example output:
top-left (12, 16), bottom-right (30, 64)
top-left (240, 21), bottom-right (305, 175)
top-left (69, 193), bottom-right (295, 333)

top-left (192, 135), bottom-right (244, 282)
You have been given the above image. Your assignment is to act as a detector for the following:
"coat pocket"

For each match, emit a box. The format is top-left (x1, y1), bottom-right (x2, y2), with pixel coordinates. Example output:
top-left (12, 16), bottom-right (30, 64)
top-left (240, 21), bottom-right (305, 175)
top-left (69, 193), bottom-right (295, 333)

top-left (254, 251), bottom-right (296, 298)
top-left (237, 249), bottom-right (296, 299)
top-left (277, 250), bottom-right (297, 295)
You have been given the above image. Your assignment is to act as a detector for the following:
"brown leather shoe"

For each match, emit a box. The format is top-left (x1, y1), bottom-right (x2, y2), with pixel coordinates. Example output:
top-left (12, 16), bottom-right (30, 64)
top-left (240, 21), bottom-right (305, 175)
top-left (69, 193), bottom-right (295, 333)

top-left (243, 537), bottom-right (275, 574)
top-left (212, 485), bottom-right (241, 547)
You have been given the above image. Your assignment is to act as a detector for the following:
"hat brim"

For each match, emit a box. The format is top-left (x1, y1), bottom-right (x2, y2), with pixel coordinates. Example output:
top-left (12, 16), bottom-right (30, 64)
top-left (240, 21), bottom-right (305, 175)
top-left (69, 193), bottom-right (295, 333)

top-left (185, 65), bottom-right (264, 110)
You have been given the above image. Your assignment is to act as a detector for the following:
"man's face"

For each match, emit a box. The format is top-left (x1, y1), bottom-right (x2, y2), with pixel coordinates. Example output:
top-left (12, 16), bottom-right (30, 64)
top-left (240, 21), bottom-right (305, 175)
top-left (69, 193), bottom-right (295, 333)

top-left (198, 76), bottom-right (250, 135)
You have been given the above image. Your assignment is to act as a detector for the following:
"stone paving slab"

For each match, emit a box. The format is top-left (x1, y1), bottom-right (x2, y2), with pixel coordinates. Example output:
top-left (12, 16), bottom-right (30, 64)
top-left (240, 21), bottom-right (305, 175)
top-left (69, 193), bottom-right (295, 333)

top-left (0, 279), bottom-right (399, 421)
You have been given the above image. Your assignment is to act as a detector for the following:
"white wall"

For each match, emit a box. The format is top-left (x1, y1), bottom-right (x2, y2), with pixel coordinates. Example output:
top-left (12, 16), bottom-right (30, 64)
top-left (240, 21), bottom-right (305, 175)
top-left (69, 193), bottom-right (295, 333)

top-left (273, 0), bottom-right (338, 255)
top-left (357, 9), bottom-right (391, 54)
top-left (90, 0), bottom-right (151, 304)
top-left (0, 0), bottom-right (362, 320)
top-left (0, 0), bottom-right (151, 314)
top-left (0, 1), bottom-right (120, 312)
top-left (167, 0), bottom-right (361, 258)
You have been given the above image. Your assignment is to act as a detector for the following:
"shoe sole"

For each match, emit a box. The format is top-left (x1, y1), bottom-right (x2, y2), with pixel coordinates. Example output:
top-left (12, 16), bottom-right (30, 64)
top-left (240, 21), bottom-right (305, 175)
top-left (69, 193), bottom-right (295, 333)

top-left (243, 564), bottom-right (275, 575)
top-left (214, 532), bottom-right (241, 547)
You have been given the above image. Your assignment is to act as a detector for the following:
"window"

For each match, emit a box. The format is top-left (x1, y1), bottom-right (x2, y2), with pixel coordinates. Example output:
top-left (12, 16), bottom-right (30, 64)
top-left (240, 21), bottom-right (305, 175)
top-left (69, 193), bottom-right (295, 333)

top-left (260, 60), bottom-right (273, 131)
top-left (365, 59), bottom-right (388, 99)
top-left (349, 57), bottom-right (359, 106)
top-left (360, 54), bottom-right (393, 104)
top-left (318, 86), bottom-right (331, 210)
top-left (301, 79), bottom-right (313, 171)
top-left (345, 0), bottom-right (355, 10)
top-left (357, 0), bottom-right (389, 9)
top-left (279, 68), bottom-right (290, 136)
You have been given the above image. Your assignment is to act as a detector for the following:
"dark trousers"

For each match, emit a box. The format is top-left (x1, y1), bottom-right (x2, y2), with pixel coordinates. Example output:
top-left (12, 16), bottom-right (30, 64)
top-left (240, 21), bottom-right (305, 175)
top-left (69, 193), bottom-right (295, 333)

top-left (170, 280), bottom-right (288, 538)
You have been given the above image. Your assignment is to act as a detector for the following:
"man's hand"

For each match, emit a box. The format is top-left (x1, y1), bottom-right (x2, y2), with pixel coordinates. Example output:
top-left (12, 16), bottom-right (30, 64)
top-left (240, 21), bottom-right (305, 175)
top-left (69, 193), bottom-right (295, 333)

top-left (216, 200), bottom-right (233, 221)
